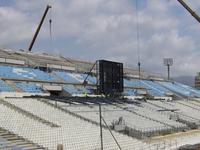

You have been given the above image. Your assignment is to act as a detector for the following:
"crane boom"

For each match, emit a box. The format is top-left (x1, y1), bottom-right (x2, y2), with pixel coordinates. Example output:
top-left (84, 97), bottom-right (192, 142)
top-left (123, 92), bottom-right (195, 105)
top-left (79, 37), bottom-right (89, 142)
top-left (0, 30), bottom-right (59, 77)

top-left (28, 5), bottom-right (52, 51)
top-left (177, 0), bottom-right (200, 23)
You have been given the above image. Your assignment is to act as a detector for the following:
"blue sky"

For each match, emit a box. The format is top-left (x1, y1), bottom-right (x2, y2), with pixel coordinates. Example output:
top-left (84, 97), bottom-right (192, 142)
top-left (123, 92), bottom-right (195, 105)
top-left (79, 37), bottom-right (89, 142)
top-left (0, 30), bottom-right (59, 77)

top-left (0, 0), bottom-right (200, 77)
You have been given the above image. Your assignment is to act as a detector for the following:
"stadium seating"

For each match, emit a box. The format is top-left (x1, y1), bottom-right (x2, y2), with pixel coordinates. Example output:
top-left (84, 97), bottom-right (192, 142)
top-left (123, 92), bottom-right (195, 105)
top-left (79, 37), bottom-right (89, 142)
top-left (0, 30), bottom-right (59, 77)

top-left (133, 103), bottom-right (186, 128)
top-left (0, 65), bottom-right (56, 81)
top-left (54, 71), bottom-right (96, 84)
top-left (175, 82), bottom-right (200, 97)
top-left (66, 103), bottom-right (183, 134)
top-left (76, 86), bottom-right (92, 94)
top-left (54, 71), bottom-right (83, 83)
top-left (123, 89), bottom-right (137, 96)
top-left (158, 81), bottom-right (191, 97)
top-left (0, 80), bottom-right (13, 92)
top-left (124, 78), bottom-right (141, 87)
top-left (2, 98), bottom-right (149, 150)
top-left (124, 78), bottom-right (169, 97)
top-left (148, 100), bottom-right (200, 124)
top-left (0, 127), bottom-right (46, 150)
top-left (141, 80), bottom-right (172, 96)
top-left (63, 85), bottom-right (91, 94)
top-left (3, 48), bottom-right (200, 149)
top-left (80, 74), bottom-right (96, 84)
top-left (140, 80), bottom-right (165, 96)
top-left (15, 82), bottom-right (42, 93)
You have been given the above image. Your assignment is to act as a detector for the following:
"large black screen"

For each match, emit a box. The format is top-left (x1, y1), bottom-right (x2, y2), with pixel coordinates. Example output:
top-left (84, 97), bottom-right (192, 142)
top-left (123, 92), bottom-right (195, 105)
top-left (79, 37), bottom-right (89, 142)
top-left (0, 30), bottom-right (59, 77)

top-left (96, 60), bottom-right (123, 95)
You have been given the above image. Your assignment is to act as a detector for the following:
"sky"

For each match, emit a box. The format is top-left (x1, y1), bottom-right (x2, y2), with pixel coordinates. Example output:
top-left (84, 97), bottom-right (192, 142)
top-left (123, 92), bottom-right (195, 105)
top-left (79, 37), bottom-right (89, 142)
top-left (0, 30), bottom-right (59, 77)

top-left (0, 0), bottom-right (200, 77)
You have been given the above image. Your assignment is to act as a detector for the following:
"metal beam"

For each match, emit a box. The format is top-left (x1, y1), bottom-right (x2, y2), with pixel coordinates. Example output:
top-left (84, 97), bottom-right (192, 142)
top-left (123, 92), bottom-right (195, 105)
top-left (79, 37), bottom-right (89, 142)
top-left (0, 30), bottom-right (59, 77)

top-left (28, 5), bottom-right (52, 51)
top-left (177, 0), bottom-right (200, 23)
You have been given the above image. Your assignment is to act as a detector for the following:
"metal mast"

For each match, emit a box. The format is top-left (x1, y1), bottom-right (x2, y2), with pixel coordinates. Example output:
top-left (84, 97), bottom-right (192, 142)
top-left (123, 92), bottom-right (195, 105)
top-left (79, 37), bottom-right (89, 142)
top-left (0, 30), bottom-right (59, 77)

top-left (28, 5), bottom-right (52, 51)
top-left (177, 0), bottom-right (200, 23)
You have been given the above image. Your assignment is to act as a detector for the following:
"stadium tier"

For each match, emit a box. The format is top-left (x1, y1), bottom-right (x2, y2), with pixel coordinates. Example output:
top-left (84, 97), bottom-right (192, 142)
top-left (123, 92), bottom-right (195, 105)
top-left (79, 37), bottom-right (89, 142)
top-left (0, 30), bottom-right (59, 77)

top-left (1, 48), bottom-right (200, 149)
top-left (1, 64), bottom-right (200, 99)
top-left (0, 80), bottom-right (14, 92)
top-left (1, 97), bottom-right (200, 149)
top-left (0, 65), bottom-right (56, 81)
top-left (14, 82), bottom-right (42, 92)
top-left (0, 97), bottom-right (151, 150)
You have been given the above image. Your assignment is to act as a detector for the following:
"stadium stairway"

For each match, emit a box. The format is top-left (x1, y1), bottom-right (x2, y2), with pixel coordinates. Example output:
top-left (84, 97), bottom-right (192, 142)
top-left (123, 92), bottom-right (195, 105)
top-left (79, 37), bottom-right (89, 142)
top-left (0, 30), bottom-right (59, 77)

top-left (0, 127), bottom-right (46, 150)
top-left (0, 98), bottom-right (60, 128)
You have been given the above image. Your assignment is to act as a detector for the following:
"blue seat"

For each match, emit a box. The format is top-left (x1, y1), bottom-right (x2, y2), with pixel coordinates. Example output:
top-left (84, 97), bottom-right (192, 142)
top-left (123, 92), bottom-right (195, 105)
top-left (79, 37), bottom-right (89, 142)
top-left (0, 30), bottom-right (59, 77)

top-left (158, 81), bottom-right (190, 97)
top-left (174, 82), bottom-right (200, 97)
top-left (0, 65), bottom-right (56, 81)
top-left (140, 80), bottom-right (169, 97)
top-left (0, 80), bottom-right (14, 92)
top-left (81, 74), bottom-right (96, 84)
top-left (15, 82), bottom-right (42, 93)
top-left (124, 89), bottom-right (137, 96)
top-left (124, 78), bottom-right (167, 97)
top-left (63, 84), bottom-right (91, 94)
top-left (54, 71), bottom-right (81, 83)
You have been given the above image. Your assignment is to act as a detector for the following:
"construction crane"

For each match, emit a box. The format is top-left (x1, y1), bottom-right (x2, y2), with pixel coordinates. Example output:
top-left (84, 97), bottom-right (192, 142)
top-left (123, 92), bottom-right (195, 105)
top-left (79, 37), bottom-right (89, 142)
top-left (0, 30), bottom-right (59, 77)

top-left (28, 5), bottom-right (52, 51)
top-left (177, 0), bottom-right (200, 23)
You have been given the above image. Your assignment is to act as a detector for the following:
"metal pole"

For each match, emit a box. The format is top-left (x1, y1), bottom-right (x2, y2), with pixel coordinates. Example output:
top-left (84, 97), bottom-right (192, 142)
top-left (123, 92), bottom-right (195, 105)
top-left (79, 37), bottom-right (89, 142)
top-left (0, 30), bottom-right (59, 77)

top-left (167, 65), bottom-right (170, 80)
top-left (177, 0), bottom-right (200, 23)
top-left (28, 5), bottom-right (52, 51)
top-left (138, 62), bottom-right (141, 79)
top-left (101, 117), bottom-right (122, 150)
top-left (99, 104), bottom-right (103, 150)
top-left (82, 61), bottom-right (96, 85)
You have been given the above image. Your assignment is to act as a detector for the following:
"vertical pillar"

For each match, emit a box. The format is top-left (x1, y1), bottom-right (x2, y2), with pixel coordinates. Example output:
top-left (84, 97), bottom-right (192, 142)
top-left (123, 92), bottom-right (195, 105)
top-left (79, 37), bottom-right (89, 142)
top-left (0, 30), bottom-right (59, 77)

top-left (99, 104), bottom-right (103, 150)
top-left (138, 62), bottom-right (141, 79)
top-left (167, 65), bottom-right (170, 80)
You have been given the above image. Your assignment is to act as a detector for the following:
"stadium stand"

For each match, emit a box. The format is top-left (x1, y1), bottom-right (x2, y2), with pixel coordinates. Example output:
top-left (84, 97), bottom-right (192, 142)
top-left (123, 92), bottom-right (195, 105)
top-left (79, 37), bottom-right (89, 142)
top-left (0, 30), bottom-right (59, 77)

top-left (0, 127), bottom-right (46, 150)
top-left (124, 78), bottom-right (173, 98)
top-left (1, 48), bottom-right (200, 149)
top-left (15, 82), bottom-right (42, 93)
top-left (0, 65), bottom-right (56, 81)
top-left (123, 89), bottom-right (137, 96)
top-left (59, 99), bottom-right (187, 138)
top-left (1, 97), bottom-right (150, 150)
top-left (0, 80), bottom-right (13, 92)
top-left (158, 81), bottom-right (191, 97)
top-left (63, 84), bottom-right (92, 95)
top-left (53, 71), bottom-right (82, 83)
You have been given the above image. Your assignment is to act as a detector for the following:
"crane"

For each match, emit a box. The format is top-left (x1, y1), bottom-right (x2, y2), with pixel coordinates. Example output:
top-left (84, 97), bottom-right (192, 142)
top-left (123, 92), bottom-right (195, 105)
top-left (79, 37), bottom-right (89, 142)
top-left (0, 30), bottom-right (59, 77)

top-left (28, 5), bottom-right (52, 51)
top-left (177, 0), bottom-right (200, 23)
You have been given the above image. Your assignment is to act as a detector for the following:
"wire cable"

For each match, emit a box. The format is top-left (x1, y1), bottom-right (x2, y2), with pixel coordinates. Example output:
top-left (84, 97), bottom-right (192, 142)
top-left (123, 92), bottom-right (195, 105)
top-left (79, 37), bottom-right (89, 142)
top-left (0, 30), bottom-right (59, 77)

top-left (136, 0), bottom-right (141, 79)
top-left (49, 6), bottom-right (52, 42)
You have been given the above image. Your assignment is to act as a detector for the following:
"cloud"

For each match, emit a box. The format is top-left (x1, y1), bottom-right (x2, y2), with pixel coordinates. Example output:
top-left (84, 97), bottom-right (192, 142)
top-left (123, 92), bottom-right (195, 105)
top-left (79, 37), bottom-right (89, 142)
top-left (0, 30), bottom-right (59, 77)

top-left (0, 6), bottom-right (33, 45)
top-left (0, 0), bottom-right (200, 77)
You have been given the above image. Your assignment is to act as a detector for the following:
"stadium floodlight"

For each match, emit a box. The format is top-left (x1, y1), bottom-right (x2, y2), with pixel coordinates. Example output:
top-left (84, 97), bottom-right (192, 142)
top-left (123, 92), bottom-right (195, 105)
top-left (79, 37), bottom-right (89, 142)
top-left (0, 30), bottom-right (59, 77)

top-left (163, 58), bottom-right (173, 80)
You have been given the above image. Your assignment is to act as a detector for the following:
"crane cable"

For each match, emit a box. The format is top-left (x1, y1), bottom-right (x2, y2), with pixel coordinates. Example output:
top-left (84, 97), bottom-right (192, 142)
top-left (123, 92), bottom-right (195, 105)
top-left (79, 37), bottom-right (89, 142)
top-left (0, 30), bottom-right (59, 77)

top-left (136, 0), bottom-right (141, 79)
top-left (49, 7), bottom-right (52, 41)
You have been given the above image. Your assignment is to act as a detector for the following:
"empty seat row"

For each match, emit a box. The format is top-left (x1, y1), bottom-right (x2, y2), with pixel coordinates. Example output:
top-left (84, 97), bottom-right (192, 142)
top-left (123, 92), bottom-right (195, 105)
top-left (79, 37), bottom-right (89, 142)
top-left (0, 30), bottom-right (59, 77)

top-left (15, 82), bottom-right (42, 93)
top-left (2, 98), bottom-right (148, 150)
top-left (0, 65), bottom-right (56, 81)
top-left (0, 80), bottom-right (13, 92)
